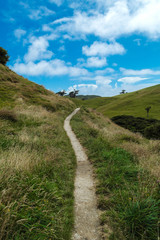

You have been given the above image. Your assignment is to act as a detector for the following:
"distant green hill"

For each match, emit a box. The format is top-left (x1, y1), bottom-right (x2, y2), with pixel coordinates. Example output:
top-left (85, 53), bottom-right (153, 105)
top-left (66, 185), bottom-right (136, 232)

top-left (76, 95), bottom-right (100, 100)
top-left (81, 84), bottom-right (160, 119)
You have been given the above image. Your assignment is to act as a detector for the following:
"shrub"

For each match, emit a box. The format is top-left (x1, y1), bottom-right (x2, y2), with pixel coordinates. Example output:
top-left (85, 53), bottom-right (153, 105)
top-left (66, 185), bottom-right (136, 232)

top-left (144, 123), bottom-right (160, 139)
top-left (111, 115), bottom-right (160, 139)
top-left (0, 109), bottom-right (17, 122)
top-left (0, 47), bottom-right (9, 65)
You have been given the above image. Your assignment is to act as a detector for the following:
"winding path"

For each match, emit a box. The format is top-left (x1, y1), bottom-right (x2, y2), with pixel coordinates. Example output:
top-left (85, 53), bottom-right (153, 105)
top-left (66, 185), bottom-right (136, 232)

top-left (64, 108), bottom-right (100, 240)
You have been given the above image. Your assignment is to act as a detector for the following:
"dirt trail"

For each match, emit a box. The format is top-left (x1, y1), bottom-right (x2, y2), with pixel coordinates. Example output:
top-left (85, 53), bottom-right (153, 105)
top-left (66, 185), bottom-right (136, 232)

top-left (64, 108), bottom-right (100, 240)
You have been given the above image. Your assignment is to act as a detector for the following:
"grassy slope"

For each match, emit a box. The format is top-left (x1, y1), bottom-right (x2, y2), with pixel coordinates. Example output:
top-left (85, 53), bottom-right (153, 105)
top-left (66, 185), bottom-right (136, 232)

top-left (71, 108), bottom-right (160, 240)
top-left (0, 64), bottom-right (76, 239)
top-left (79, 84), bottom-right (160, 119)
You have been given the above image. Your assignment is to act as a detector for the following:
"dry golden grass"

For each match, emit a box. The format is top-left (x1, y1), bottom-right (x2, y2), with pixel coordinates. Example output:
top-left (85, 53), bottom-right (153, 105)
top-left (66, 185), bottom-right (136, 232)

top-left (16, 104), bottom-right (51, 119)
top-left (85, 109), bottom-right (160, 180)
top-left (0, 147), bottom-right (40, 171)
top-left (0, 100), bottom-right (76, 239)
top-left (0, 104), bottom-right (63, 173)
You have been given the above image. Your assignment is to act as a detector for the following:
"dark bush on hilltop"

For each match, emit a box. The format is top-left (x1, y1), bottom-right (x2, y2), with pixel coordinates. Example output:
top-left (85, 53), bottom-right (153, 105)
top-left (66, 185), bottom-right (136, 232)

top-left (111, 115), bottom-right (160, 139)
top-left (144, 123), bottom-right (160, 139)
top-left (0, 109), bottom-right (17, 122)
top-left (0, 47), bottom-right (9, 65)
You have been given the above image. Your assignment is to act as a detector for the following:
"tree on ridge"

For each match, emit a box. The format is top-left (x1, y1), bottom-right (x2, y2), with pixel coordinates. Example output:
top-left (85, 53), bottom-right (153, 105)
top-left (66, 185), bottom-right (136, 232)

top-left (69, 89), bottom-right (79, 98)
top-left (0, 47), bottom-right (9, 65)
top-left (56, 90), bottom-right (66, 96)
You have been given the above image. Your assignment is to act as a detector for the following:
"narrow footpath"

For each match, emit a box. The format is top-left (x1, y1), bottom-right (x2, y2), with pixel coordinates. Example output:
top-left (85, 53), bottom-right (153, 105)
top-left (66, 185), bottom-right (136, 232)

top-left (64, 108), bottom-right (100, 240)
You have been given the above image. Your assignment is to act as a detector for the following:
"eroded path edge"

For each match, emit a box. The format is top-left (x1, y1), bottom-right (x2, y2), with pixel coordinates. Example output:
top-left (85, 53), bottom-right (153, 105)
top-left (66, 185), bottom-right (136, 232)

top-left (64, 108), bottom-right (100, 240)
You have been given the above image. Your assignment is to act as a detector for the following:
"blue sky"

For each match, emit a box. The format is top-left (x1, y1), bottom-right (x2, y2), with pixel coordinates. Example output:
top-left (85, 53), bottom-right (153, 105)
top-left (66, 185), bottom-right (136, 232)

top-left (1, 0), bottom-right (160, 96)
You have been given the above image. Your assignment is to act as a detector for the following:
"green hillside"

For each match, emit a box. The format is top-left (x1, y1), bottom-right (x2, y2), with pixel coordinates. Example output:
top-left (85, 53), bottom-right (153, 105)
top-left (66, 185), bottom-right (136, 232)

top-left (76, 95), bottom-right (100, 100)
top-left (0, 64), bottom-right (73, 111)
top-left (0, 64), bottom-right (159, 239)
top-left (0, 64), bottom-right (76, 239)
top-left (81, 84), bottom-right (160, 119)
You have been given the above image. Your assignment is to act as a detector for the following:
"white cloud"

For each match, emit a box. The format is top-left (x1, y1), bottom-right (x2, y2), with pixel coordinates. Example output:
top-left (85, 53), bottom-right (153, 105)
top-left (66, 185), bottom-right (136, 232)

top-left (12, 60), bottom-right (68, 76)
top-left (29, 6), bottom-right (55, 20)
top-left (57, 3), bottom-right (130, 39)
top-left (120, 68), bottom-right (160, 76)
top-left (56, 0), bottom-right (160, 40)
top-left (95, 76), bottom-right (111, 85)
top-left (11, 59), bottom-right (89, 77)
top-left (67, 80), bottom-right (156, 97)
top-left (14, 29), bottom-right (26, 40)
top-left (86, 57), bottom-right (107, 68)
top-left (118, 76), bottom-right (148, 84)
top-left (95, 68), bottom-right (115, 75)
top-left (24, 36), bottom-right (54, 62)
top-left (49, 0), bottom-right (63, 7)
top-left (83, 41), bottom-right (126, 56)
top-left (67, 84), bottom-right (98, 94)
top-left (69, 67), bottom-right (89, 77)
top-left (53, 17), bottom-right (73, 25)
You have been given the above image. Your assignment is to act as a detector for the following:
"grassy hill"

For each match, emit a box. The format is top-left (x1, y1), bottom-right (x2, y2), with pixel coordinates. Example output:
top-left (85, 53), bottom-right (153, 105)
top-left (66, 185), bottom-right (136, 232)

top-left (80, 84), bottom-right (160, 119)
top-left (0, 64), bottom-right (74, 112)
top-left (0, 64), bottom-right (159, 240)
top-left (71, 107), bottom-right (160, 240)
top-left (0, 64), bottom-right (76, 239)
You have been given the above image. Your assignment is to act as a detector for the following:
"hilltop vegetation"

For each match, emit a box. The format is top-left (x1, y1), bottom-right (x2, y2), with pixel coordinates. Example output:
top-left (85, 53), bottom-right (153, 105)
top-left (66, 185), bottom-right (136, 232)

top-left (78, 84), bottom-right (160, 120)
top-left (0, 64), bottom-right (76, 239)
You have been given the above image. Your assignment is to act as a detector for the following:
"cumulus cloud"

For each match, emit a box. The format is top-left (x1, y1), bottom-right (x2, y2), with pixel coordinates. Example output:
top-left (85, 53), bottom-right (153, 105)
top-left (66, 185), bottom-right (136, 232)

top-left (24, 36), bottom-right (54, 62)
top-left (68, 66), bottom-right (89, 77)
top-left (11, 59), bottom-right (89, 77)
top-left (118, 76), bottom-right (148, 84)
top-left (83, 41), bottom-right (126, 56)
top-left (95, 76), bottom-right (111, 85)
top-left (12, 60), bottom-right (67, 76)
top-left (56, 0), bottom-right (160, 40)
top-left (14, 28), bottom-right (26, 40)
top-left (86, 57), bottom-right (107, 68)
top-left (120, 68), bottom-right (160, 76)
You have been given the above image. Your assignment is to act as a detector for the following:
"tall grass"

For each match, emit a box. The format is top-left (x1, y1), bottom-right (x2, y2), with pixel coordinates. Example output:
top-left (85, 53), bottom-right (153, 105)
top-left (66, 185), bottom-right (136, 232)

top-left (71, 108), bottom-right (160, 240)
top-left (0, 104), bottom-right (76, 239)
